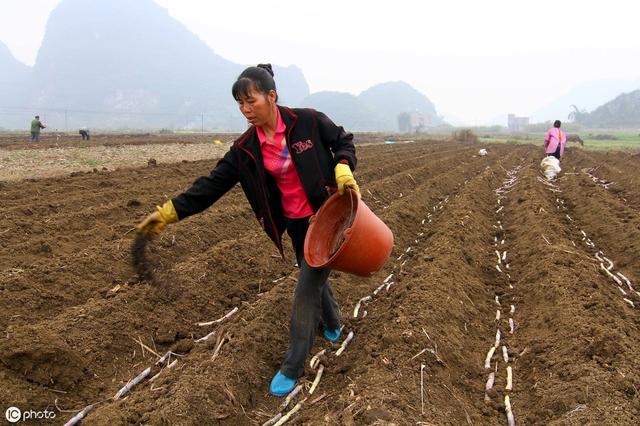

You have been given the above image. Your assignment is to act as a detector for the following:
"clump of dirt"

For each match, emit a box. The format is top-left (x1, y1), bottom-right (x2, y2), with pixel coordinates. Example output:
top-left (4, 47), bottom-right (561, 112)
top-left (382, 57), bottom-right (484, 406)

top-left (0, 327), bottom-right (90, 390)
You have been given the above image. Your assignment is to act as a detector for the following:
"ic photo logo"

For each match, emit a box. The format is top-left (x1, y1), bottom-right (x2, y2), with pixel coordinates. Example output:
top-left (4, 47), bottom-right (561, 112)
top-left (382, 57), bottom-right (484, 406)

top-left (5, 407), bottom-right (21, 423)
top-left (5, 406), bottom-right (56, 423)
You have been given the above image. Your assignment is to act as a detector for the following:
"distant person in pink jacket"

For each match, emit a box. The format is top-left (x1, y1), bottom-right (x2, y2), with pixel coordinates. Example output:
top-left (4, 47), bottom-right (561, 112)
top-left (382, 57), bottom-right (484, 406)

top-left (544, 120), bottom-right (566, 160)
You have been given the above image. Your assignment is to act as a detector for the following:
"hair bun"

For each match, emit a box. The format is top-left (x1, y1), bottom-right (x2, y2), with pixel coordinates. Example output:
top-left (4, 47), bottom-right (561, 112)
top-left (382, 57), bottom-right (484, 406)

top-left (257, 63), bottom-right (274, 77)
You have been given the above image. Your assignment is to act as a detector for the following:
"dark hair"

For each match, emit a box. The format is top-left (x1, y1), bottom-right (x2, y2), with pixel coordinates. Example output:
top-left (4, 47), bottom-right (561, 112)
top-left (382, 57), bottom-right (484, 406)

top-left (553, 120), bottom-right (561, 128)
top-left (232, 64), bottom-right (278, 102)
top-left (35, 115), bottom-right (39, 118)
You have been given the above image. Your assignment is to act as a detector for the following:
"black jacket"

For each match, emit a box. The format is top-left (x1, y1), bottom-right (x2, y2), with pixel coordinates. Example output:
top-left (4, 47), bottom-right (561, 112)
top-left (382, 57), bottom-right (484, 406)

top-left (171, 106), bottom-right (357, 256)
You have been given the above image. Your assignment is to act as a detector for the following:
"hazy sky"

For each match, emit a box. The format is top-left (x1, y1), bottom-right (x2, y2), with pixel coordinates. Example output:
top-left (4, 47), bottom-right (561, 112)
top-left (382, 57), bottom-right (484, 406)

top-left (2, 0), bottom-right (640, 124)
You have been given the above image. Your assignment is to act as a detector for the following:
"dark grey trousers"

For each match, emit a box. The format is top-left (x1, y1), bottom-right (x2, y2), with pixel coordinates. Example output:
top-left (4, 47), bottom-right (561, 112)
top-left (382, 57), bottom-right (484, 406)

top-left (547, 145), bottom-right (561, 160)
top-left (280, 217), bottom-right (340, 378)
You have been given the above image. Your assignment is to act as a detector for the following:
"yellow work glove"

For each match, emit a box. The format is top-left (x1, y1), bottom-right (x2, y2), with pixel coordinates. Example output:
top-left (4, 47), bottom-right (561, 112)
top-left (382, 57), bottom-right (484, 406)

top-left (334, 163), bottom-right (359, 195)
top-left (136, 200), bottom-right (179, 235)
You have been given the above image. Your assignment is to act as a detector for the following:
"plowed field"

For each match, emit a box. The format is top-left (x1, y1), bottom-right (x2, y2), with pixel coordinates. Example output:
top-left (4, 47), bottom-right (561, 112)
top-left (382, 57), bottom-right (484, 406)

top-left (1, 139), bottom-right (639, 425)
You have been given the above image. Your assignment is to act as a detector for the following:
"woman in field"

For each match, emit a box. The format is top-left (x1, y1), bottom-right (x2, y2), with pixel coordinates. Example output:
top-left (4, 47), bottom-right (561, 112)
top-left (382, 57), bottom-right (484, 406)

top-left (544, 120), bottom-right (566, 160)
top-left (137, 64), bottom-right (359, 396)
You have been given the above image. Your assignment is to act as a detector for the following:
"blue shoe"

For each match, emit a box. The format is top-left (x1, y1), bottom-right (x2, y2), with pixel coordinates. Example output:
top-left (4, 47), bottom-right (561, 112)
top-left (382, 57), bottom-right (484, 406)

top-left (269, 371), bottom-right (297, 397)
top-left (323, 327), bottom-right (342, 343)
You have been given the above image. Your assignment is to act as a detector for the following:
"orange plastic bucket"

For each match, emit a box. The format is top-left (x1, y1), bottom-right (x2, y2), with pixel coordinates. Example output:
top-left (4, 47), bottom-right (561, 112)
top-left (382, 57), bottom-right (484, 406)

top-left (304, 190), bottom-right (394, 277)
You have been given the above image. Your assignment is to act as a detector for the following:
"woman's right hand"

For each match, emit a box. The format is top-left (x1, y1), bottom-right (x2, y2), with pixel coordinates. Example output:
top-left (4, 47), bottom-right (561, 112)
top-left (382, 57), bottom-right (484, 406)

top-left (136, 200), bottom-right (178, 235)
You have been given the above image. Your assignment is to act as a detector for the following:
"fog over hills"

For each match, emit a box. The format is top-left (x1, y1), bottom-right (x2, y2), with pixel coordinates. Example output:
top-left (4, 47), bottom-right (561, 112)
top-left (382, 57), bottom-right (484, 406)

top-left (530, 79), bottom-right (640, 123)
top-left (3, 1), bottom-right (640, 131)
top-left (1, 0), bottom-right (310, 130)
top-left (299, 91), bottom-right (381, 131)
top-left (359, 82), bottom-right (443, 129)
top-left (27, 0), bottom-right (312, 129)
top-left (300, 82), bottom-right (443, 132)
top-left (573, 89), bottom-right (640, 128)
top-left (0, 40), bottom-right (30, 116)
top-left (0, 0), bottom-right (444, 132)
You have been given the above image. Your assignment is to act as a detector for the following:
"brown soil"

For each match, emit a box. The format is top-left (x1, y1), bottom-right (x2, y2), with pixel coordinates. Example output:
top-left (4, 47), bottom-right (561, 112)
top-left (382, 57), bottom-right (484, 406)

top-left (0, 134), bottom-right (228, 151)
top-left (1, 140), bottom-right (639, 425)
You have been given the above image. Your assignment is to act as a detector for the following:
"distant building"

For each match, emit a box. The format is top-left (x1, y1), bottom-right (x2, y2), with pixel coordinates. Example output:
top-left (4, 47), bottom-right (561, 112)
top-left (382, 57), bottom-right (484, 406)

top-left (507, 114), bottom-right (529, 132)
top-left (398, 111), bottom-right (434, 133)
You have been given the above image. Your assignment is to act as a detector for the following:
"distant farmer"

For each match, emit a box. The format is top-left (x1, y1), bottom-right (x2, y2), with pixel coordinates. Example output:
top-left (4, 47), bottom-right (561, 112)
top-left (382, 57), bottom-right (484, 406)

top-left (136, 63), bottom-right (358, 397)
top-left (30, 115), bottom-right (46, 142)
top-left (544, 120), bottom-right (566, 160)
top-left (79, 127), bottom-right (90, 140)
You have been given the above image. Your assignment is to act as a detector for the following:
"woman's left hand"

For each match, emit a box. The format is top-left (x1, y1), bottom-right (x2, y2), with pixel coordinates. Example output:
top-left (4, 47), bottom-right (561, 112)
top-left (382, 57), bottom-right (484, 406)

top-left (335, 163), bottom-right (360, 195)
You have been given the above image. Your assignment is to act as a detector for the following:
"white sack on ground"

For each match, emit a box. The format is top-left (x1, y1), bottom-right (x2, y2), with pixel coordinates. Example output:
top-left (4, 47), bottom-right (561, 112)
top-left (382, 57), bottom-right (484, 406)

top-left (540, 156), bottom-right (561, 180)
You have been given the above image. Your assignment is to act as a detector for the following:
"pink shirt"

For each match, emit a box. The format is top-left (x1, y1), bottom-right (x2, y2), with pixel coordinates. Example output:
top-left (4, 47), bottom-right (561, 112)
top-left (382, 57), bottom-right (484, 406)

top-left (544, 127), bottom-right (566, 156)
top-left (256, 109), bottom-right (314, 219)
